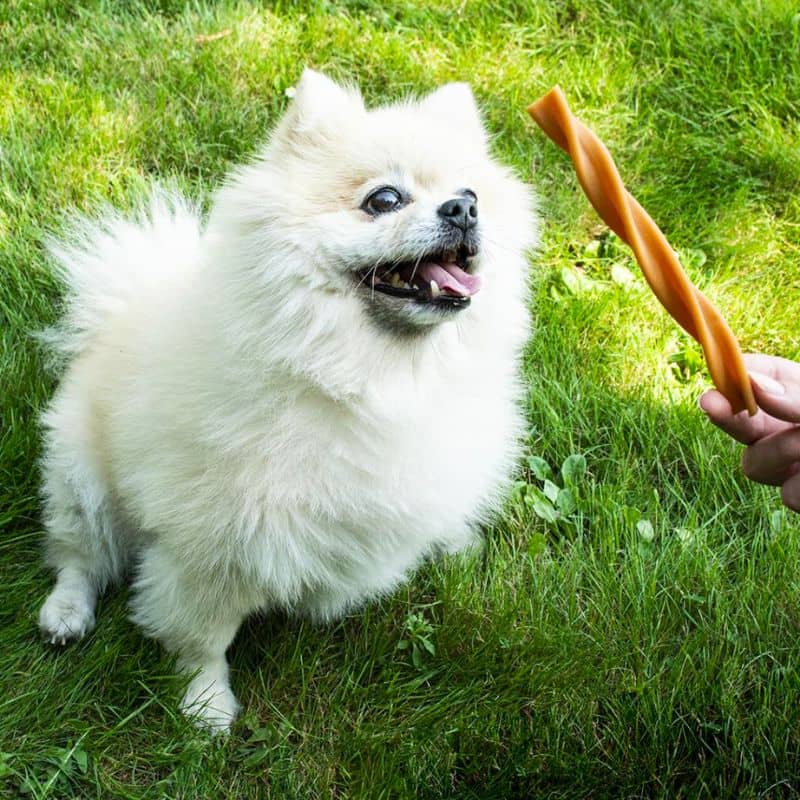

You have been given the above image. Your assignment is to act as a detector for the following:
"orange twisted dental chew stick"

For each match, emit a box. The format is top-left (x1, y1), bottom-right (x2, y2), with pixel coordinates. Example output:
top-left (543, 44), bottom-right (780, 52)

top-left (528, 86), bottom-right (756, 416)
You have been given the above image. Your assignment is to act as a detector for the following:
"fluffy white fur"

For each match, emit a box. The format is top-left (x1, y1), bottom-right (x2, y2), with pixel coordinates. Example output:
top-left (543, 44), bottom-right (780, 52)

top-left (38, 70), bottom-right (538, 730)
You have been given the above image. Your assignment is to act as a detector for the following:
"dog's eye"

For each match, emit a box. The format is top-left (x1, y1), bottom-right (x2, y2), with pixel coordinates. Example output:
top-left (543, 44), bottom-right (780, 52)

top-left (363, 187), bottom-right (404, 215)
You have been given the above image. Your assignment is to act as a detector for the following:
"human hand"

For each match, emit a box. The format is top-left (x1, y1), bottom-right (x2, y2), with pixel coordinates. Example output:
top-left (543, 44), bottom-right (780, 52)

top-left (699, 354), bottom-right (800, 511)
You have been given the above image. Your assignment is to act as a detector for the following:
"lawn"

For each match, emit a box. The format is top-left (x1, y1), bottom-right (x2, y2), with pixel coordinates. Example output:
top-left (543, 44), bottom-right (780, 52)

top-left (2, 0), bottom-right (800, 797)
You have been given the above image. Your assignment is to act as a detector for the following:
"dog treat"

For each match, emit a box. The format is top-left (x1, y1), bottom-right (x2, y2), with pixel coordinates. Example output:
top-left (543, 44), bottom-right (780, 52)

top-left (528, 86), bottom-right (756, 416)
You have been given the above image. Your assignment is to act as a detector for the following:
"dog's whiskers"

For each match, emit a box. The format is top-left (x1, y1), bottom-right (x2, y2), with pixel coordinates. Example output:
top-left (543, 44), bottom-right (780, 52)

top-left (408, 253), bottom-right (425, 286)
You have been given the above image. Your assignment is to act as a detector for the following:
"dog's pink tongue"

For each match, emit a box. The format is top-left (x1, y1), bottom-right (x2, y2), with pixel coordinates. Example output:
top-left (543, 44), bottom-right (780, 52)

top-left (417, 262), bottom-right (482, 296)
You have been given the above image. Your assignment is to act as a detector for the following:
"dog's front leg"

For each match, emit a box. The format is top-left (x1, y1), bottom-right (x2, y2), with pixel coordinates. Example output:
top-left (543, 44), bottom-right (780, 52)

top-left (130, 541), bottom-right (253, 732)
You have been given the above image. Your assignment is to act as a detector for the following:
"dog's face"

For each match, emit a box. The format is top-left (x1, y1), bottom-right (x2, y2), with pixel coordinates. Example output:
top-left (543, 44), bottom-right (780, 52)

top-left (220, 70), bottom-right (533, 336)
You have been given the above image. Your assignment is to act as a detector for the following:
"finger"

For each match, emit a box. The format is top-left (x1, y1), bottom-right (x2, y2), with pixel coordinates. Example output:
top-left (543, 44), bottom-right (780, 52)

top-left (781, 468), bottom-right (800, 512)
top-left (749, 370), bottom-right (800, 424)
top-left (699, 389), bottom-right (794, 445)
top-left (743, 353), bottom-right (800, 423)
top-left (743, 353), bottom-right (800, 385)
top-left (741, 427), bottom-right (800, 486)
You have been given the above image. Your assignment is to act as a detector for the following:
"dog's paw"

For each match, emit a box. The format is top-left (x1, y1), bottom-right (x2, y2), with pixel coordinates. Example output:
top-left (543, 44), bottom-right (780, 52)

top-left (39, 585), bottom-right (96, 645)
top-left (180, 670), bottom-right (240, 733)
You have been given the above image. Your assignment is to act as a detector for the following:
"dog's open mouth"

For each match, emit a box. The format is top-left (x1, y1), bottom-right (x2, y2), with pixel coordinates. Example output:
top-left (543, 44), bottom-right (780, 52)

top-left (358, 245), bottom-right (481, 309)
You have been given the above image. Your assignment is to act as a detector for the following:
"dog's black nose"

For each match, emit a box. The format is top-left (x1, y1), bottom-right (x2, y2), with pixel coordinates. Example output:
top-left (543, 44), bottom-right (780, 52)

top-left (437, 196), bottom-right (478, 231)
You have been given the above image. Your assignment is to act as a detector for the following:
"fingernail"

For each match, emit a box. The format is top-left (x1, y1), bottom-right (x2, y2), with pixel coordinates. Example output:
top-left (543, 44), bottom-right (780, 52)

top-left (749, 371), bottom-right (786, 396)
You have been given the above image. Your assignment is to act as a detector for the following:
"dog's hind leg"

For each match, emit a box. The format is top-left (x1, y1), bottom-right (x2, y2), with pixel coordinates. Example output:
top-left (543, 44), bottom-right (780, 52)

top-left (38, 382), bottom-right (128, 644)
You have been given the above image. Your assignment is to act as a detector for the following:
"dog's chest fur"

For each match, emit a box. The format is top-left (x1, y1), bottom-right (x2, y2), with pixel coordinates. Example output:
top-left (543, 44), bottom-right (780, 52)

top-left (205, 342), bottom-right (523, 618)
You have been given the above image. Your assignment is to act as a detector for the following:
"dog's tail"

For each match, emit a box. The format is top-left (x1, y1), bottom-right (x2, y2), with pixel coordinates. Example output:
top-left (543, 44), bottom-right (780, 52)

top-left (41, 188), bottom-right (202, 363)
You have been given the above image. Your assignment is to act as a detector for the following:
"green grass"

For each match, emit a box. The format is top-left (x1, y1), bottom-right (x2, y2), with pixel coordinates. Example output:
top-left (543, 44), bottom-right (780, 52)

top-left (2, 0), bottom-right (800, 797)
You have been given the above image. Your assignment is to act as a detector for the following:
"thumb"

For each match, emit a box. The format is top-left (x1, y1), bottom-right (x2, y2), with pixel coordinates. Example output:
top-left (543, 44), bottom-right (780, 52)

top-left (749, 371), bottom-right (800, 423)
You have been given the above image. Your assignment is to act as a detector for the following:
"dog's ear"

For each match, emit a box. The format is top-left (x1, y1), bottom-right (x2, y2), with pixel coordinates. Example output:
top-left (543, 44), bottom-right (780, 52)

top-left (278, 69), bottom-right (364, 142)
top-left (420, 83), bottom-right (486, 146)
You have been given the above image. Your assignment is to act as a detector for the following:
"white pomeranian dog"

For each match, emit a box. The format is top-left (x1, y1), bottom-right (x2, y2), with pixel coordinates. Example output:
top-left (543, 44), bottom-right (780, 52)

top-left (37, 70), bottom-right (537, 730)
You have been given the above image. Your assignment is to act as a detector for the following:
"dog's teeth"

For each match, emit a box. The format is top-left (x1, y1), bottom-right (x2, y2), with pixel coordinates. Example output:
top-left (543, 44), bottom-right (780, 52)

top-left (402, 281), bottom-right (411, 289)
top-left (390, 273), bottom-right (403, 287)
top-left (430, 280), bottom-right (441, 298)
